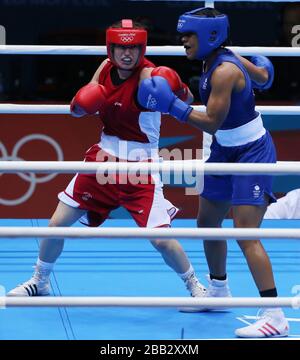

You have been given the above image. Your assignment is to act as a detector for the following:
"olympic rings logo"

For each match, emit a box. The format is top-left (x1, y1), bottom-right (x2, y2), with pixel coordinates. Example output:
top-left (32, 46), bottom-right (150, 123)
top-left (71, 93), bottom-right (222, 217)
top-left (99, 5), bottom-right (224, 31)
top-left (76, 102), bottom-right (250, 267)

top-left (0, 134), bottom-right (64, 206)
top-left (177, 21), bottom-right (184, 29)
top-left (147, 96), bottom-right (157, 110)
top-left (120, 36), bottom-right (134, 43)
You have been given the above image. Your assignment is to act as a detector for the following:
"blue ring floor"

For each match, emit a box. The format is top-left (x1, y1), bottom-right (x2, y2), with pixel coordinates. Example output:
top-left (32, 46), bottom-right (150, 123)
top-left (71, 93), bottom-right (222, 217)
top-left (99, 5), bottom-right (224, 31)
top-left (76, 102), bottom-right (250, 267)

top-left (0, 219), bottom-right (300, 340)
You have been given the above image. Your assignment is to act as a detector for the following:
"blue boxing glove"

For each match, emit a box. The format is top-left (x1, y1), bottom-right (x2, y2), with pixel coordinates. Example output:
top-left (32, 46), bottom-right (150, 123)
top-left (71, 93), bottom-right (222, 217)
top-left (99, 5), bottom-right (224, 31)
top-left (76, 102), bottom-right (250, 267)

top-left (138, 76), bottom-right (192, 122)
top-left (250, 55), bottom-right (274, 90)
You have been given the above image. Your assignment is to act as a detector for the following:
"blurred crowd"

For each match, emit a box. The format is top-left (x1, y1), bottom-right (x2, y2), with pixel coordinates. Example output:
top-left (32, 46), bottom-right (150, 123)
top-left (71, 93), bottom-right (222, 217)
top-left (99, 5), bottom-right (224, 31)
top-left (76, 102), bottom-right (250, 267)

top-left (0, 1), bottom-right (299, 103)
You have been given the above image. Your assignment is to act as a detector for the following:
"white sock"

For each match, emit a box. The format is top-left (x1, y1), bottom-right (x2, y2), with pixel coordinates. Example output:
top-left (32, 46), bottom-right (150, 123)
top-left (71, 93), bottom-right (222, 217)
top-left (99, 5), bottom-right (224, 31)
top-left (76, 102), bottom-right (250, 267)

top-left (34, 258), bottom-right (54, 281)
top-left (178, 265), bottom-right (195, 281)
top-left (36, 258), bottom-right (54, 270)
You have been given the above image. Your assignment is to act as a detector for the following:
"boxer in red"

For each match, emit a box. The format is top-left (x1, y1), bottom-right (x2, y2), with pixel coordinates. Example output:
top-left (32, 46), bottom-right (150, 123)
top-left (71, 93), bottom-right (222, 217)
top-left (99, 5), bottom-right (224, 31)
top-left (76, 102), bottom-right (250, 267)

top-left (8, 19), bottom-right (205, 302)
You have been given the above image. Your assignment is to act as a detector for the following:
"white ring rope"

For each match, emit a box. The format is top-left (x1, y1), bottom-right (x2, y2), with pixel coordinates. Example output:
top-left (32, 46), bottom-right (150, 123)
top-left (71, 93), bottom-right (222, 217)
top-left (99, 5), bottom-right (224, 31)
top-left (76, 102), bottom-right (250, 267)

top-left (0, 45), bottom-right (300, 57)
top-left (1, 104), bottom-right (300, 115)
top-left (0, 227), bottom-right (299, 239)
top-left (1, 297), bottom-right (299, 309)
top-left (1, 161), bottom-right (300, 175)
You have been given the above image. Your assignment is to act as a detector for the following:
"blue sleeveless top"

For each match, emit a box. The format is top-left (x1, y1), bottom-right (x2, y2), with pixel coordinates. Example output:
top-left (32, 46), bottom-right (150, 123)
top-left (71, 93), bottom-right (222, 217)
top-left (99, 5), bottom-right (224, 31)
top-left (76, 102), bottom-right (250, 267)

top-left (199, 49), bottom-right (257, 130)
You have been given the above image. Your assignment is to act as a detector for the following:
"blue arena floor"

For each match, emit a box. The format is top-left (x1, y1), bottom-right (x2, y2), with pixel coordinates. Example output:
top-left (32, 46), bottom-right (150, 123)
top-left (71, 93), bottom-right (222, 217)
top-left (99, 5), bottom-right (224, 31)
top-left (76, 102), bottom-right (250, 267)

top-left (0, 219), bottom-right (300, 340)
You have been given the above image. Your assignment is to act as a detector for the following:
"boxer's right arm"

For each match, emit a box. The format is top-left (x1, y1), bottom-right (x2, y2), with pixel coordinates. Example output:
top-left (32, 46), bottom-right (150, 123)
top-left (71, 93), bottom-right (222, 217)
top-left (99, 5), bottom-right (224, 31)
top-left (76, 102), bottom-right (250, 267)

top-left (90, 58), bottom-right (109, 83)
top-left (70, 59), bottom-right (109, 117)
top-left (70, 83), bottom-right (107, 116)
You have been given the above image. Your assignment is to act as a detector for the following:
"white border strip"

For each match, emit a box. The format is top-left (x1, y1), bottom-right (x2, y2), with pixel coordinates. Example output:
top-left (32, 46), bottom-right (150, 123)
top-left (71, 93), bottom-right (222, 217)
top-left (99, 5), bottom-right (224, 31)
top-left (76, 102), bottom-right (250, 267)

top-left (0, 227), bottom-right (300, 239)
top-left (1, 296), bottom-right (300, 308)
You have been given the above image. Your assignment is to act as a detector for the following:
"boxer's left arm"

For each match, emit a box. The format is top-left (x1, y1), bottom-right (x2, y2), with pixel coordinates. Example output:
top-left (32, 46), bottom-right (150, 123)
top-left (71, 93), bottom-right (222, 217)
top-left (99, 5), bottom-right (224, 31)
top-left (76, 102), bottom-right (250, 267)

top-left (236, 54), bottom-right (274, 90)
top-left (139, 66), bottom-right (194, 104)
top-left (151, 66), bottom-right (193, 104)
top-left (138, 62), bottom-right (238, 135)
top-left (138, 75), bottom-right (193, 121)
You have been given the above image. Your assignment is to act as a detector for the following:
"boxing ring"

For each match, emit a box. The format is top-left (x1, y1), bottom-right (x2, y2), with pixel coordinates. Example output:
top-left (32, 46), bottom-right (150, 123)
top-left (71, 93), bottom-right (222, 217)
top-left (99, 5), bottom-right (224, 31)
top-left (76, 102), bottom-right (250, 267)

top-left (1, 0), bottom-right (300, 340)
top-left (1, 218), bottom-right (300, 339)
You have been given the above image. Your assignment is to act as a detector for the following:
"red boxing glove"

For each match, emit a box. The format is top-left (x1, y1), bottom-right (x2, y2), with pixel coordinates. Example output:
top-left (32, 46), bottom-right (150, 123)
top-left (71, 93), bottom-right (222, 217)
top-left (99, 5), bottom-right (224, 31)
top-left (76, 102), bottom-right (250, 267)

top-left (151, 66), bottom-right (188, 101)
top-left (176, 82), bottom-right (189, 102)
top-left (70, 83), bottom-right (107, 115)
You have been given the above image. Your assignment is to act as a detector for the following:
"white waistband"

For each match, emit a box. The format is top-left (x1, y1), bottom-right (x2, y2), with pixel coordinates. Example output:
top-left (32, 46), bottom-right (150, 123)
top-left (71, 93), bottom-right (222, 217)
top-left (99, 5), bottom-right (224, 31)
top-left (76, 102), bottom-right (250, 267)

top-left (99, 133), bottom-right (159, 161)
top-left (215, 113), bottom-right (266, 147)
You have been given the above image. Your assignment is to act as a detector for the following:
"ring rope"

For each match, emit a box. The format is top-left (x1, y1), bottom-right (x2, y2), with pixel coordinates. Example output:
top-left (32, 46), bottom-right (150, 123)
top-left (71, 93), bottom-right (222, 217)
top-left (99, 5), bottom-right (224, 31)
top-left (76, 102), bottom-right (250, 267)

top-left (1, 104), bottom-right (300, 115)
top-left (0, 227), bottom-right (299, 239)
top-left (1, 296), bottom-right (299, 308)
top-left (0, 45), bottom-right (300, 57)
top-left (1, 161), bottom-right (300, 175)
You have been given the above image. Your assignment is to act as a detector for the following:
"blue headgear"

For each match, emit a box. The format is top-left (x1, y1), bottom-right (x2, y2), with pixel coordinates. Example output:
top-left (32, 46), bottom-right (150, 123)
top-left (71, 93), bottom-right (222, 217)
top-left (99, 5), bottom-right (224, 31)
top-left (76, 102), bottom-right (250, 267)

top-left (177, 7), bottom-right (229, 60)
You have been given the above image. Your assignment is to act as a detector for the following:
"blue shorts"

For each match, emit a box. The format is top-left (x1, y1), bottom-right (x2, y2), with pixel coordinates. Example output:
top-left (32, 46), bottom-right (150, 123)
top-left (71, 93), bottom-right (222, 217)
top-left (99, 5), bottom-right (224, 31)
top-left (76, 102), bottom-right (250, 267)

top-left (201, 131), bottom-right (277, 206)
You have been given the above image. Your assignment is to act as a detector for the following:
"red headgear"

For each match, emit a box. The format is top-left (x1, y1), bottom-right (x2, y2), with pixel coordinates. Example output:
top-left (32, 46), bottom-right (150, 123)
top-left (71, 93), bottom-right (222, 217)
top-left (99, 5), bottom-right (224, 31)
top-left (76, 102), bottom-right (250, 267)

top-left (106, 19), bottom-right (147, 68)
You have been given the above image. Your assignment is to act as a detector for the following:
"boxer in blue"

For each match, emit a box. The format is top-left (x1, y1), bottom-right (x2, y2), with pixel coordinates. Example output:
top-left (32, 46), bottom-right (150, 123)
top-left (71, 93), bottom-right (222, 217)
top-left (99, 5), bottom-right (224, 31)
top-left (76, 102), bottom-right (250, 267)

top-left (138, 7), bottom-right (289, 338)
